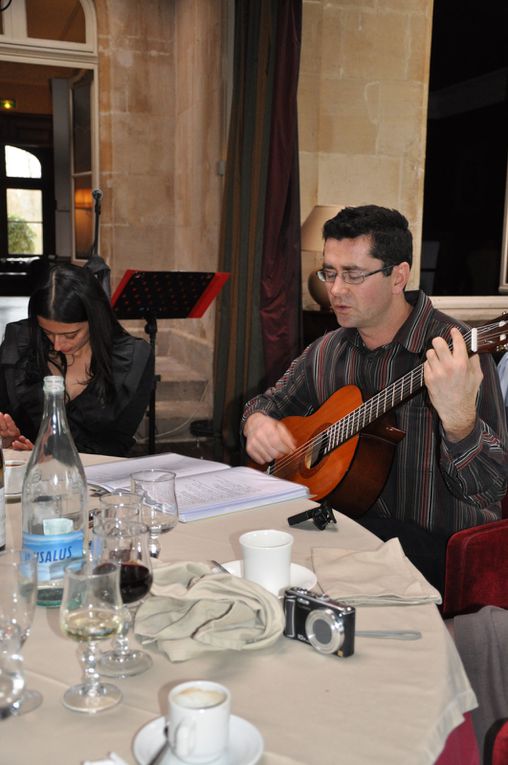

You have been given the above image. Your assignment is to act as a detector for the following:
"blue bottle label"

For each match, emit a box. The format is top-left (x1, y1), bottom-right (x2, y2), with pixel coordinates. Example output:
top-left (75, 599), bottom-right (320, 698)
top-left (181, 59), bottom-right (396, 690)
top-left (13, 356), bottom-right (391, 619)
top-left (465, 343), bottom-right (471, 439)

top-left (22, 530), bottom-right (84, 582)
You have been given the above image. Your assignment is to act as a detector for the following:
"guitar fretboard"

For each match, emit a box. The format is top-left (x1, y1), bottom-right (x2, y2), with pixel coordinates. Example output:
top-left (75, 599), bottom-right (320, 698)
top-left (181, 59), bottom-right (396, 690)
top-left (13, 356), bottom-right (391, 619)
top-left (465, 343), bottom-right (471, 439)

top-left (326, 364), bottom-right (424, 454)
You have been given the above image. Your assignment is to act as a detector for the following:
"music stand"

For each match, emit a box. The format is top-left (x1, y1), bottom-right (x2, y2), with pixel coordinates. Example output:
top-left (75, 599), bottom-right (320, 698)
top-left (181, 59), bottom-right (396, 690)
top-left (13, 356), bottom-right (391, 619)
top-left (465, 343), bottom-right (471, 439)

top-left (111, 270), bottom-right (230, 454)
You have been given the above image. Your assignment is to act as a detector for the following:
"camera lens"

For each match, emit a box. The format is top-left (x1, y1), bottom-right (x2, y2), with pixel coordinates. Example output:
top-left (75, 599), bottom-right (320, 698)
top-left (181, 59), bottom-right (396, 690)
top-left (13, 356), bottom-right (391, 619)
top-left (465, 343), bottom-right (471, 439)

top-left (305, 608), bottom-right (345, 655)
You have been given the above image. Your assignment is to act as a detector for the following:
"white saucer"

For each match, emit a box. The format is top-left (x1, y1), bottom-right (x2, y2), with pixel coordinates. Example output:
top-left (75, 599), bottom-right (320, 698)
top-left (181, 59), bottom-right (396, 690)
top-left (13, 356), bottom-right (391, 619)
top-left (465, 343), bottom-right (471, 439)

top-left (222, 560), bottom-right (317, 593)
top-left (133, 714), bottom-right (263, 765)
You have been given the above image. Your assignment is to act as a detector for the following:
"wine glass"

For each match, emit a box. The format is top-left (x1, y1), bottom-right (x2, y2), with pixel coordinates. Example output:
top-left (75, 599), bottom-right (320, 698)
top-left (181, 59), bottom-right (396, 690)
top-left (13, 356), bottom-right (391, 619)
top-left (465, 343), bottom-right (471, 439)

top-left (95, 491), bottom-right (142, 527)
top-left (0, 621), bottom-right (25, 720)
top-left (130, 469), bottom-right (178, 557)
top-left (91, 518), bottom-right (153, 677)
top-left (59, 561), bottom-right (125, 713)
top-left (0, 549), bottom-right (41, 715)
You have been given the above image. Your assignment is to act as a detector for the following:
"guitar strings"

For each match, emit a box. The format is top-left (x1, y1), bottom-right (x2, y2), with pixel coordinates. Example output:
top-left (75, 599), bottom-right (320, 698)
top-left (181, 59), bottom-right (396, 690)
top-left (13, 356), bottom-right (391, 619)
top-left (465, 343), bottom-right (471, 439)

top-left (269, 321), bottom-right (503, 478)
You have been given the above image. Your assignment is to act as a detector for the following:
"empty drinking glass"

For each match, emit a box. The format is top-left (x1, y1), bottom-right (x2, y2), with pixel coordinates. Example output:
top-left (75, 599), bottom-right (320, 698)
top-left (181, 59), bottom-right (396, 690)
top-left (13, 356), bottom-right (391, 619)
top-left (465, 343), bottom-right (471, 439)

top-left (0, 622), bottom-right (25, 719)
top-left (96, 491), bottom-right (142, 526)
top-left (0, 549), bottom-right (41, 715)
top-left (130, 470), bottom-right (178, 557)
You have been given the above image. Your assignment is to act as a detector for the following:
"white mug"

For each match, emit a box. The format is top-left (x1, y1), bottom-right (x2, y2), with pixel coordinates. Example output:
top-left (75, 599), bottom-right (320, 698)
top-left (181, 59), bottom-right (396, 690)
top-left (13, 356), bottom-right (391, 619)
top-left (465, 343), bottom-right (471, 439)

top-left (239, 529), bottom-right (294, 595)
top-left (5, 460), bottom-right (27, 496)
top-left (168, 681), bottom-right (231, 763)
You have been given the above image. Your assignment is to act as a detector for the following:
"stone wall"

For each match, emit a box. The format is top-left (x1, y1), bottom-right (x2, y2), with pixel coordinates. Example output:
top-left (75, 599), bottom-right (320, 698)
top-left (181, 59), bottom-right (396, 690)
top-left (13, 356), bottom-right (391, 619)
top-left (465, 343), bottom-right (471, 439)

top-left (95, 0), bottom-right (225, 407)
top-left (299, 0), bottom-right (434, 303)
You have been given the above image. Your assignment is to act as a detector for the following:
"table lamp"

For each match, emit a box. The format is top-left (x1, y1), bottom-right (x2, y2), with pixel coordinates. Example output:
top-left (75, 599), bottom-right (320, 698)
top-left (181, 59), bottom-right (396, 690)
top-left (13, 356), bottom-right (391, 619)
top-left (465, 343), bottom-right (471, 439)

top-left (301, 205), bottom-right (343, 310)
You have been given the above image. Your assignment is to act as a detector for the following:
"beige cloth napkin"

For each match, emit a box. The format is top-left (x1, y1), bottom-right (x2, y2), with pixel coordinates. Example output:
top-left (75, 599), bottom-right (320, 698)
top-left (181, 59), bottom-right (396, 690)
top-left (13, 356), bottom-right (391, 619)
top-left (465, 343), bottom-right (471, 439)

top-left (134, 561), bottom-right (285, 662)
top-left (312, 537), bottom-right (442, 605)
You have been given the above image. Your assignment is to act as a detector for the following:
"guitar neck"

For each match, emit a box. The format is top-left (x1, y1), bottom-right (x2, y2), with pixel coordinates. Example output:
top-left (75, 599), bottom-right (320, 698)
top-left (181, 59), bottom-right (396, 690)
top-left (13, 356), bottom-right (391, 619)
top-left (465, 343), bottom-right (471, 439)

top-left (328, 365), bottom-right (425, 450)
top-left (326, 324), bottom-right (482, 452)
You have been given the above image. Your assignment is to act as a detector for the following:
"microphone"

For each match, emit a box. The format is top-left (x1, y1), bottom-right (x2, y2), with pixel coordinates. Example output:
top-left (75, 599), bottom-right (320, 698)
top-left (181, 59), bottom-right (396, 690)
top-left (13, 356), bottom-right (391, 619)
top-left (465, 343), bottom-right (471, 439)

top-left (91, 188), bottom-right (103, 214)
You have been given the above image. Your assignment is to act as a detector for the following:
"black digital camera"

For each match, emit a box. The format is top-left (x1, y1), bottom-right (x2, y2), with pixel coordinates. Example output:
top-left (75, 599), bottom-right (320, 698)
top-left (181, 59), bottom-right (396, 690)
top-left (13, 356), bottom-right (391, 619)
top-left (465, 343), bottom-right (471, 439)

top-left (283, 587), bottom-right (355, 658)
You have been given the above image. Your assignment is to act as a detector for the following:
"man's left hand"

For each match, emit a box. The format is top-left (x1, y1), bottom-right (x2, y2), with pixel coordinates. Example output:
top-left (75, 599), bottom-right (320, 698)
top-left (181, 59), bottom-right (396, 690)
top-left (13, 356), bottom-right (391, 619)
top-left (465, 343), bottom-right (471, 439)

top-left (424, 327), bottom-right (483, 443)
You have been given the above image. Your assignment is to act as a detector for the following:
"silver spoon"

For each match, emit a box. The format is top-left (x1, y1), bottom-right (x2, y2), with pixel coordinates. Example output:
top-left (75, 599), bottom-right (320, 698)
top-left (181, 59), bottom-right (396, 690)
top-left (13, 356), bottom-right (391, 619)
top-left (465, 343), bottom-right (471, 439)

top-left (208, 560), bottom-right (230, 574)
top-left (355, 630), bottom-right (422, 640)
top-left (146, 722), bottom-right (170, 765)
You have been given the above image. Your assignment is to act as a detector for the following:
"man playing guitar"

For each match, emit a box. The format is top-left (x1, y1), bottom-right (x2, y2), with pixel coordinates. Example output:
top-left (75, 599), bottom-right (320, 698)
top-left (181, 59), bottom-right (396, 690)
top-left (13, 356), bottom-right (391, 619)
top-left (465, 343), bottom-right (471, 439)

top-left (242, 205), bottom-right (508, 592)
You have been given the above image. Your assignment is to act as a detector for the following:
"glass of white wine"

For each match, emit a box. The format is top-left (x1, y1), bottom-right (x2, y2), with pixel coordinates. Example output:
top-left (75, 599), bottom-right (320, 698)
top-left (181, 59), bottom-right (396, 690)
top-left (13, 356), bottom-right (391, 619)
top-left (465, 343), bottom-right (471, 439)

top-left (130, 470), bottom-right (178, 558)
top-left (59, 562), bottom-right (125, 713)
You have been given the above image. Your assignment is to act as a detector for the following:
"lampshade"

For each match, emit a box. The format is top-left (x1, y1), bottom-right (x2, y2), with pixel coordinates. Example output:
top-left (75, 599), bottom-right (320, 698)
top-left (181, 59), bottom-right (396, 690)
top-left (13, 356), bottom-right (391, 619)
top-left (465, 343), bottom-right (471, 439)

top-left (301, 205), bottom-right (343, 251)
top-left (74, 188), bottom-right (92, 209)
top-left (302, 205), bottom-right (343, 311)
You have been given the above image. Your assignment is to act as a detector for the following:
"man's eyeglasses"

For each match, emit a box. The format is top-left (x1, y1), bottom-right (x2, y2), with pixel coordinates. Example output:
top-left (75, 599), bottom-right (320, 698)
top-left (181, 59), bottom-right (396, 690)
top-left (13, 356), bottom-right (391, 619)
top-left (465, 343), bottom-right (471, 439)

top-left (317, 265), bottom-right (394, 286)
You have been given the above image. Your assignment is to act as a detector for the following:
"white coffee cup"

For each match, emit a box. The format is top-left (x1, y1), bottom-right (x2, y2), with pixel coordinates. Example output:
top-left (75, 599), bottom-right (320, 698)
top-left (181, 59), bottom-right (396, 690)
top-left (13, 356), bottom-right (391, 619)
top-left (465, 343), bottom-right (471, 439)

top-left (5, 460), bottom-right (27, 496)
top-left (168, 680), bottom-right (231, 763)
top-left (239, 529), bottom-right (294, 595)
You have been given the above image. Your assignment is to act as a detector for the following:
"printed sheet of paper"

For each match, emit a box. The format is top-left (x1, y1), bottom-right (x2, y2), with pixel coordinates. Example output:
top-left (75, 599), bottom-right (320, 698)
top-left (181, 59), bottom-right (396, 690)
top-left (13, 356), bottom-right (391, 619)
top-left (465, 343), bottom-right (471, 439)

top-left (85, 455), bottom-right (309, 521)
top-left (176, 466), bottom-right (309, 521)
top-left (85, 452), bottom-right (229, 491)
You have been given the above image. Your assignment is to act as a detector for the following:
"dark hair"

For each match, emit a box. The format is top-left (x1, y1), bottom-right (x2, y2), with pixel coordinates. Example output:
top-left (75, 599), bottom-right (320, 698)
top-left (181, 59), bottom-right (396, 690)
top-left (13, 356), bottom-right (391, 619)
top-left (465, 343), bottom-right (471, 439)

top-left (322, 205), bottom-right (413, 268)
top-left (27, 263), bottom-right (126, 402)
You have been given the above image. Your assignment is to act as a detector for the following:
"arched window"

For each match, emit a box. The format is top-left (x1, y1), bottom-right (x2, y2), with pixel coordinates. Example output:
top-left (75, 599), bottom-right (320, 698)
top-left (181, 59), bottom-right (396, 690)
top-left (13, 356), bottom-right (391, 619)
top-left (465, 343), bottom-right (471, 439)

top-left (0, 0), bottom-right (96, 55)
top-left (3, 146), bottom-right (44, 256)
top-left (25, 0), bottom-right (87, 45)
top-left (0, 0), bottom-right (98, 290)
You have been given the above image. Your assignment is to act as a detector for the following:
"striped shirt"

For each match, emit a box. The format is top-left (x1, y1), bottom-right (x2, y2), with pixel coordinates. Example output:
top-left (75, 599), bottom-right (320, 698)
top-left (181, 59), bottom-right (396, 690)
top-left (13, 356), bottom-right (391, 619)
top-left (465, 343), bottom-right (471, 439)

top-left (242, 291), bottom-right (508, 534)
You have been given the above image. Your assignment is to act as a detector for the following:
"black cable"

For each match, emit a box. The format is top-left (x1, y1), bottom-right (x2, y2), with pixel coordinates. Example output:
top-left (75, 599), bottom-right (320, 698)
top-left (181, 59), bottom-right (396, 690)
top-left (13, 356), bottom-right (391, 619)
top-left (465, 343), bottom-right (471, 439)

top-left (0, 0), bottom-right (14, 12)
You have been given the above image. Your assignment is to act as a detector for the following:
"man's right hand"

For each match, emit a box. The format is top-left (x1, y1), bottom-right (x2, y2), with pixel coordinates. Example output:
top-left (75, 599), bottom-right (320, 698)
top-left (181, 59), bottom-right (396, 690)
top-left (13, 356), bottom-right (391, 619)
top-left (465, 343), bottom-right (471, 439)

top-left (243, 412), bottom-right (296, 465)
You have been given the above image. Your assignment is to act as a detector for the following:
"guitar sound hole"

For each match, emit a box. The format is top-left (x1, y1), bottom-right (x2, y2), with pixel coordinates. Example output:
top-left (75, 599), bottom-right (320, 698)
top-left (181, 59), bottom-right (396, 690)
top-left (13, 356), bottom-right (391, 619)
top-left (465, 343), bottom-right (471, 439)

top-left (306, 433), bottom-right (328, 470)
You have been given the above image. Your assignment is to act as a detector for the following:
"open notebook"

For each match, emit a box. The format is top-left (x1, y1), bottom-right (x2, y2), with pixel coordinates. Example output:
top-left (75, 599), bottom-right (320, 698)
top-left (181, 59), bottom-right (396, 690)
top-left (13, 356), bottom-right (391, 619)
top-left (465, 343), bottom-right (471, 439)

top-left (85, 453), bottom-right (309, 522)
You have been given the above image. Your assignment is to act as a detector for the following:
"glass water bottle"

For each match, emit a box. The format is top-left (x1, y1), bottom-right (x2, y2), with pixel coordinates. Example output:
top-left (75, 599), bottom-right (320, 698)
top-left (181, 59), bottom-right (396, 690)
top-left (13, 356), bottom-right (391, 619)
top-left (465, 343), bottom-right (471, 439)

top-left (22, 376), bottom-right (87, 607)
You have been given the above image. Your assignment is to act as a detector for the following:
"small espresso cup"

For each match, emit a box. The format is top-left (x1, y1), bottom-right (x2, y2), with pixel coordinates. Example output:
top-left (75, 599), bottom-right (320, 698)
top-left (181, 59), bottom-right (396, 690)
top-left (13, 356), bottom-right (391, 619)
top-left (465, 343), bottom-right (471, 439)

top-left (168, 681), bottom-right (231, 763)
top-left (4, 460), bottom-right (27, 496)
top-left (239, 529), bottom-right (294, 595)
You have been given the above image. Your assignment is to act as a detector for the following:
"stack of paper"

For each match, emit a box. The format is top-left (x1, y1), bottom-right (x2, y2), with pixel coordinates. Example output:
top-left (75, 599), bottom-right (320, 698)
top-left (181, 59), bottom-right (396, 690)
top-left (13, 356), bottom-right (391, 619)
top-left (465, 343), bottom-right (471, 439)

top-left (85, 453), bottom-right (309, 522)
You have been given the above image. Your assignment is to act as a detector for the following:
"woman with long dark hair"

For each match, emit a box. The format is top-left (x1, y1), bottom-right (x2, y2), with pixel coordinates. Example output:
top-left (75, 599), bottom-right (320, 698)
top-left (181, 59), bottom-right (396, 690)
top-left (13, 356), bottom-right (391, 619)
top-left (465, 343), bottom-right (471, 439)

top-left (0, 263), bottom-right (154, 456)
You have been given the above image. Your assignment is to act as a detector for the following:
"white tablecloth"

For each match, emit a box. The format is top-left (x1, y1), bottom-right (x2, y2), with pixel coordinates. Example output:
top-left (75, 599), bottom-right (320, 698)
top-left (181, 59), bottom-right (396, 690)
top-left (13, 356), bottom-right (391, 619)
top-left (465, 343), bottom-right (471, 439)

top-left (2, 451), bottom-right (477, 765)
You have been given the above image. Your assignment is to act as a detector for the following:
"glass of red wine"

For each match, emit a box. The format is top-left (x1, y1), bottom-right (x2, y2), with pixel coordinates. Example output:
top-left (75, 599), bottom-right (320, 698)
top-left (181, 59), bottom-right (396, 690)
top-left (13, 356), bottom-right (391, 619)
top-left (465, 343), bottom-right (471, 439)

top-left (91, 518), bottom-right (153, 677)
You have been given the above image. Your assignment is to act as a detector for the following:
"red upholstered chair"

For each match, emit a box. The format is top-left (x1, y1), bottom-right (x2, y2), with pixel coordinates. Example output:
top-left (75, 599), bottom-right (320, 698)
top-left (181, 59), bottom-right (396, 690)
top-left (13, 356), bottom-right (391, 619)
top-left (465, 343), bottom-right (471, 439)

top-left (441, 493), bottom-right (508, 619)
top-left (484, 719), bottom-right (508, 765)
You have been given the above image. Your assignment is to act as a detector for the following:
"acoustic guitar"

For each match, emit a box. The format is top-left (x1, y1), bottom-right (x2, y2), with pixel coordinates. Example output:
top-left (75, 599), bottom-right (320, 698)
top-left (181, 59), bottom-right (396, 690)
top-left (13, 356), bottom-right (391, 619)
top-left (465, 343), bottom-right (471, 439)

top-left (252, 317), bottom-right (508, 518)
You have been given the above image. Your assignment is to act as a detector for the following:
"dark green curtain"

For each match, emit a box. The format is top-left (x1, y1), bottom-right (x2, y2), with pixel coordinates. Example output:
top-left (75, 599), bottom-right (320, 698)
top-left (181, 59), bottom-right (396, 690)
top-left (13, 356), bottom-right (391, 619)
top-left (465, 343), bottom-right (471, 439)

top-left (213, 0), bottom-right (303, 459)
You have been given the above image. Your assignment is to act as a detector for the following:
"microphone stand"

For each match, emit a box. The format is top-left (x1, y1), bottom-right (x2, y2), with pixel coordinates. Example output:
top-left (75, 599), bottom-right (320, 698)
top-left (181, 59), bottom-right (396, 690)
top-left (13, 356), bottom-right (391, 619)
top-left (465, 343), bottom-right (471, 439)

top-left (86, 188), bottom-right (111, 298)
top-left (91, 188), bottom-right (102, 257)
